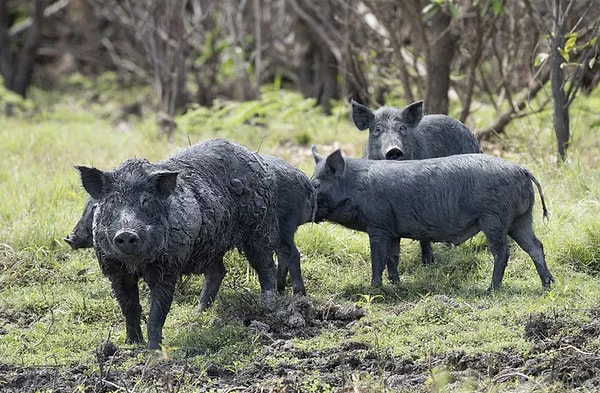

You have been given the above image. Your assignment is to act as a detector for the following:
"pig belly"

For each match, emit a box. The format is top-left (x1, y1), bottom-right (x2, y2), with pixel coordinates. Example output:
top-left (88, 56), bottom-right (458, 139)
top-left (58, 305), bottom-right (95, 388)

top-left (437, 224), bottom-right (480, 245)
top-left (403, 223), bottom-right (480, 245)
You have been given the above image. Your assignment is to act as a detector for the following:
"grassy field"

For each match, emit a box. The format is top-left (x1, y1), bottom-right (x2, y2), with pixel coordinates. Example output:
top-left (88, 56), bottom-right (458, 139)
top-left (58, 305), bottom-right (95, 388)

top-left (1, 80), bottom-right (600, 392)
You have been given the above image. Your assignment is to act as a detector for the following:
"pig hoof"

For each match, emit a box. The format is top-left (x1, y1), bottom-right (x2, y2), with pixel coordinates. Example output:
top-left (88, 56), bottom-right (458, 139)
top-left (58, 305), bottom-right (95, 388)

top-left (260, 290), bottom-right (277, 311)
top-left (543, 275), bottom-right (555, 289)
top-left (147, 341), bottom-right (161, 350)
top-left (293, 288), bottom-right (307, 297)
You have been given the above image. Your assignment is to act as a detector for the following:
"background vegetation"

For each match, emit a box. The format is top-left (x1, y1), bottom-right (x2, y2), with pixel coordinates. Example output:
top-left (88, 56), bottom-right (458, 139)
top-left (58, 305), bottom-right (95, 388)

top-left (1, 0), bottom-right (599, 157)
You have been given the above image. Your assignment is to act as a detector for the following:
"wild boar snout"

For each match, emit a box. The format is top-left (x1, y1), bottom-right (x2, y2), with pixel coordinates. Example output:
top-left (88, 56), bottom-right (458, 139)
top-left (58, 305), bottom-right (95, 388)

top-left (385, 147), bottom-right (404, 160)
top-left (113, 229), bottom-right (141, 254)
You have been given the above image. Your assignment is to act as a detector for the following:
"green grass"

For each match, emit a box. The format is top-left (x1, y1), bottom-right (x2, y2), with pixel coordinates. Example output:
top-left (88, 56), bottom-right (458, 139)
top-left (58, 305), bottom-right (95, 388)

top-left (1, 80), bottom-right (600, 392)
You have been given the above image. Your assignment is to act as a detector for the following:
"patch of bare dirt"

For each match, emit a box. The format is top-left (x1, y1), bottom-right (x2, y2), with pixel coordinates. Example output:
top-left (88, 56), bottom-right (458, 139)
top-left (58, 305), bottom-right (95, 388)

top-left (2, 301), bottom-right (600, 392)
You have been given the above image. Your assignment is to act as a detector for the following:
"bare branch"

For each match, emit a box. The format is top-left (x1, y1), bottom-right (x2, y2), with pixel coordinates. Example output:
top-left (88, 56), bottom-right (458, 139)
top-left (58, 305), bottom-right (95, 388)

top-left (477, 67), bottom-right (551, 140)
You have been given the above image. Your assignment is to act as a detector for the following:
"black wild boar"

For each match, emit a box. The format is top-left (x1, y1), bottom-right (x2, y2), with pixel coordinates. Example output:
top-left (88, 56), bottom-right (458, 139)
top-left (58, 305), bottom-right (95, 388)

top-left (262, 155), bottom-right (316, 296)
top-left (67, 155), bottom-right (316, 297)
top-left (311, 148), bottom-right (554, 290)
top-left (351, 100), bottom-right (481, 160)
top-left (75, 138), bottom-right (279, 349)
top-left (351, 99), bottom-right (482, 266)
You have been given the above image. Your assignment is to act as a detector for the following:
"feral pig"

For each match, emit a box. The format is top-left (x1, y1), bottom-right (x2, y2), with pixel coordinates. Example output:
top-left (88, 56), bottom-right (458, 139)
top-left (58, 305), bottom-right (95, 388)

top-left (351, 100), bottom-right (482, 265)
top-left (64, 196), bottom-right (95, 250)
top-left (310, 148), bottom-right (554, 290)
top-left (74, 138), bottom-right (279, 349)
top-left (262, 155), bottom-right (316, 296)
top-left (351, 100), bottom-right (481, 161)
top-left (66, 155), bottom-right (316, 297)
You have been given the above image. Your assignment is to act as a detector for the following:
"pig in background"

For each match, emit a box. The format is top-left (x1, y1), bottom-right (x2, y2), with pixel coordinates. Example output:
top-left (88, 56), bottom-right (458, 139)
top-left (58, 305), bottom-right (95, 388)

top-left (310, 147), bottom-right (554, 291)
top-left (66, 152), bottom-right (316, 309)
top-left (351, 99), bottom-right (482, 266)
top-left (71, 138), bottom-right (279, 349)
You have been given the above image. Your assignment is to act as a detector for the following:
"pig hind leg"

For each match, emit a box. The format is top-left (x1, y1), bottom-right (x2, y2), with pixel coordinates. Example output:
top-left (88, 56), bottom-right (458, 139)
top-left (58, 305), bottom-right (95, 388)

top-left (242, 242), bottom-right (277, 308)
top-left (198, 257), bottom-right (227, 311)
top-left (508, 213), bottom-right (554, 288)
top-left (276, 235), bottom-right (306, 295)
top-left (480, 217), bottom-right (510, 290)
top-left (420, 240), bottom-right (434, 265)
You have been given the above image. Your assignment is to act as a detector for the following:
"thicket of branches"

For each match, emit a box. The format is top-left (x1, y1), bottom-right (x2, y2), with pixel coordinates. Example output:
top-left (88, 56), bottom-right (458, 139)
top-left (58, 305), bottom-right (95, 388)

top-left (1, 0), bottom-right (599, 160)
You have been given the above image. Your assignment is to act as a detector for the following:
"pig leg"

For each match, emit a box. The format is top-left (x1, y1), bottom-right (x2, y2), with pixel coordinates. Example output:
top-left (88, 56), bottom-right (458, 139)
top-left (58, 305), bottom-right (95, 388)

top-left (480, 215), bottom-right (512, 290)
top-left (198, 258), bottom-right (227, 311)
top-left (482, 231), bottom-right (510, 290)
top-left (109, 273), bottom-right (144, 345)
top-left (508, 215), bottom-right (554, 288)
top-left (242, 243), bottom-right (277, 309)
top-left (276, 251), bottom-right (289, 294)
top-left (420, 240), bottom-right (435, 265)
top-left (145, 275), bottom-right (178, 350)
top-left (368, 230), bottom-right (393, 286)
top-left (385, 238), bottom-right (400, 283)
top-left (276, 237), bottom-right (306, 295)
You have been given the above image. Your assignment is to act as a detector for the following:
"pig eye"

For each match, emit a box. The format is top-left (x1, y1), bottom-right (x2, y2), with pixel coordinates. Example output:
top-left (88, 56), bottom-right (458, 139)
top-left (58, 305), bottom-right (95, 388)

top-left (373, 125), bottom-right (382, 135)
top-left (311, 180), bottom-right (321, 189)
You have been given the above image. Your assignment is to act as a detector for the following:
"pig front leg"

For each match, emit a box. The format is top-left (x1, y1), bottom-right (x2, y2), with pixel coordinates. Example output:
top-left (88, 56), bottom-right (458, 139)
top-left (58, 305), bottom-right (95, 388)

top-left (109, 272), bottom-right (144, 345)
top-left (243, 243), bottom-right (277, 310)
top-left (385, 237), bottom-right (401, 283)
top-left (368, 229), bottom-right (394, 286)
top-left (145, 274), bottom-right (178, 350)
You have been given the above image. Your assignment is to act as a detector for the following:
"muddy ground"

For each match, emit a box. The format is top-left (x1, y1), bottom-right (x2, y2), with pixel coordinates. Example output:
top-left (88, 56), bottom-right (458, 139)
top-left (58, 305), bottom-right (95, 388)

top-left (2, 297), bottom-right (600, 392)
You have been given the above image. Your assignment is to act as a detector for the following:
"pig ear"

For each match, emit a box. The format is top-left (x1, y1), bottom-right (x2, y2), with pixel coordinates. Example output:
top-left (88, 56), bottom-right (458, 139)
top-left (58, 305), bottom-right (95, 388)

top-left (76, 166), bottom-right (109, 200)
top-left (402, 101), bottom-right (424, 128)
top-left (311, 145), bottom-right (323, 164)
top-left (326, 149), bottom-right (345, 177)
top-left (351, 99), bottom-right (374, 131)
top-left (153, 171), bottom-right (179, 198)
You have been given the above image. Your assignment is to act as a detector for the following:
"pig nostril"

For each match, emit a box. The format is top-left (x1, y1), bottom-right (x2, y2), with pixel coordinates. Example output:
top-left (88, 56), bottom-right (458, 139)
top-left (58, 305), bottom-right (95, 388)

top-left (114, 231), bottom-right (140, 252)
top-left (385, 148), bottom-right (404, 160)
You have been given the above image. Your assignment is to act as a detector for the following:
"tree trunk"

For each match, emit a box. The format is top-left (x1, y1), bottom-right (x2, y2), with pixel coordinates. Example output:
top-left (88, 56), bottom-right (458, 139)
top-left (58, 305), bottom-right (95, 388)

top-left (0, 0), bottom-right (45, 98)
top-left (292, 3), bottom-right (339, 114)
top-left (551, 0), bottom-right (570, 163)
top-left (424, 8), bottom-right (457, 114)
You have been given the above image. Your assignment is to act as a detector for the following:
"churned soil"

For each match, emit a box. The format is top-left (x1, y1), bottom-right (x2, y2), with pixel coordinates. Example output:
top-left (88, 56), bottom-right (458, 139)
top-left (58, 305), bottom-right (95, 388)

top-left (2, 297), bottom-right (600, 392)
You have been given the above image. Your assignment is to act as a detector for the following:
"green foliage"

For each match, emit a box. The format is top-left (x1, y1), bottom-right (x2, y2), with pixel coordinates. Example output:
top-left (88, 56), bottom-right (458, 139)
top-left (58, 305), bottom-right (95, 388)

top-left (556, 224), bottom-right (600, 274)
top-left (0, 76), bottom-right (35, 115)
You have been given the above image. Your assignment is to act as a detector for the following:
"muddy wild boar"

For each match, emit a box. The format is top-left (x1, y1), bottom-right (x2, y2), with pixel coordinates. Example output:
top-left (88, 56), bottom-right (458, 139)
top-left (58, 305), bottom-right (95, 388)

top-left (351, 100), bottom-right (482, 266)
top-left (66, 154), bottom-right (316, 297)
top-left (73, 138), bottom-right (279, 349)
top-left (310, 147), bottom-right (554, 290)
